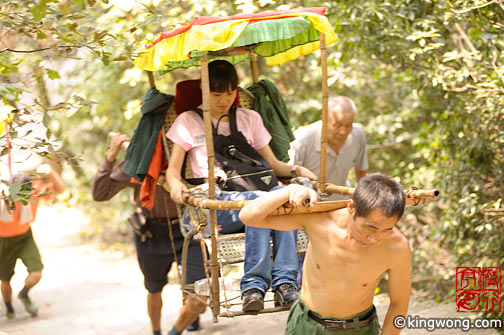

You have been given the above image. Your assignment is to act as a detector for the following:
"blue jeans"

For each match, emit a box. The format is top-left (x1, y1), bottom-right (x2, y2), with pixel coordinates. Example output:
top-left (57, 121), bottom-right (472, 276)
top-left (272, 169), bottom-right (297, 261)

top-left (217, 188), bottom-right (299, 295)
top-left (216, 190), bottom-right (259, 234)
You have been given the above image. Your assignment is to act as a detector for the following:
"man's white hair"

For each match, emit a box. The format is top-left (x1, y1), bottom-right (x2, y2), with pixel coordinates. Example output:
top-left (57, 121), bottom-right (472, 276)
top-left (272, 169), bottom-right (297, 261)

top-left (328, 96), bottom-right (356, 115)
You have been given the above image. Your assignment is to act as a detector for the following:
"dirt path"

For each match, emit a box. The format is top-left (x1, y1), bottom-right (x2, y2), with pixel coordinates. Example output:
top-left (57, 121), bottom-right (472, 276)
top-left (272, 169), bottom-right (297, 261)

top-left (0, 205), bottom-right (501, 335)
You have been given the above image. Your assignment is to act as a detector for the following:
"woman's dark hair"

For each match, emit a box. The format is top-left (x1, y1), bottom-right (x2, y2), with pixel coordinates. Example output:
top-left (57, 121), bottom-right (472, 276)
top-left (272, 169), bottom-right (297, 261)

top-left (208, 60), bottom-right (238, 92)
top-left (352, 173), bottom-right (405, 219)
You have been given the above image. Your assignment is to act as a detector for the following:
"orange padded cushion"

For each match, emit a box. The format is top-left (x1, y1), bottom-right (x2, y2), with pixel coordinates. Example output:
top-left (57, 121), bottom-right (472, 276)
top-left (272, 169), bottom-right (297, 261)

top-left (174, 79), bottom-right (240, 115)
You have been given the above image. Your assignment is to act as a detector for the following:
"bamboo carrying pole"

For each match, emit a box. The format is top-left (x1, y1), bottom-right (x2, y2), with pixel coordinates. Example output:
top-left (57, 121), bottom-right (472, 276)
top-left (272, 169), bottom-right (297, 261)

top-left (250, 52), bottom-right (259, 83)
top-left (200, 55), bottom-right (220, 320)
top-left (186, 195), bottom-right (349, 214)
top-left (319, 33), bottom-right (329, 194)
top-left (146, 71), bottom-right (156, 89)
top-left (315, 182), bottom-right (441, 199)
top-left (185, 184), bottom-right (440, 215)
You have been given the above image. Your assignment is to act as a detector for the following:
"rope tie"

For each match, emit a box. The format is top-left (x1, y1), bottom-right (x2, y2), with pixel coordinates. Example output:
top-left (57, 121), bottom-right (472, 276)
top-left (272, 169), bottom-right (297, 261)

top-left (406, 186), bottom-right (421, 206)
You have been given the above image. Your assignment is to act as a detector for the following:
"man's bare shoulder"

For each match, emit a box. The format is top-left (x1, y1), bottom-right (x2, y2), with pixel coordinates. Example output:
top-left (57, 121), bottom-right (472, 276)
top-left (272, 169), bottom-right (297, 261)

top-left (302, 208), bottom-right (346, 232)
top-left (303, 210), bottom-right (334, 225)
top-left (384, 228), bottom-right (412, 261)
top-left (325, 208), bottom-right (349, 226)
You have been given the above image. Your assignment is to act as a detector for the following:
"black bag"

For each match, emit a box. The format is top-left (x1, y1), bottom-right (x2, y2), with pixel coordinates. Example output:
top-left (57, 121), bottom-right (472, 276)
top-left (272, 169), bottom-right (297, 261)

top-left (127, 211), bottom-right (152, 242)
top-left (192, 107), bottom-right (278, 192)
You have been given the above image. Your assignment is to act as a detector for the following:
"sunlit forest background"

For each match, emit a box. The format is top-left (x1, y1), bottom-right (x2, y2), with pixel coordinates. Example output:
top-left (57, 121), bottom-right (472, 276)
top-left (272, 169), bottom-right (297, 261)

top-left (1, 0), bottom-right (502, 320)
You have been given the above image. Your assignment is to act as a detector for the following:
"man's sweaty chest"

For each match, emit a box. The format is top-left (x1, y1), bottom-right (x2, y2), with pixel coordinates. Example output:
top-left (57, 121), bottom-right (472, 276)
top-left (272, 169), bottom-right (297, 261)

top-left (306, 225), bottom-right (388, 289)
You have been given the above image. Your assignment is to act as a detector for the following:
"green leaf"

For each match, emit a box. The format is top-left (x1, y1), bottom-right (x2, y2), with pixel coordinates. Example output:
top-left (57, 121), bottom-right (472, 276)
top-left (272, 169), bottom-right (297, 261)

top-left (37, 31), bottom-right (47, 39)
top-left (74, 0), bottom-right (85, 6)
top-left (42, 112), bottom-right (50, 127)
top-left (36, 190), bottom-right (52, 197)
top-left (467, 28), bottom-right (482, 40)
top-left (0, 147), bottom-right (10, 157)
top-left (9, 182), bottom-right (21, 195)
top-left (31, 0), bottom-right (48, 20)
top-left (73, 95), bottom-right (97, 106)
top-left (94, 30), bottom-right (109, 42)
top-left (45, 68), bottom-right (61, 80)
top-left (59, 4), bottom-right (72, 15)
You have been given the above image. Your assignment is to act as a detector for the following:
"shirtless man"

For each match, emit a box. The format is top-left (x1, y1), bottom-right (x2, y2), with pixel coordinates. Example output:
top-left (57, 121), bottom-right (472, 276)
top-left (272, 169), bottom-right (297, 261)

top-left (239, 173), bottom-right (411, 335)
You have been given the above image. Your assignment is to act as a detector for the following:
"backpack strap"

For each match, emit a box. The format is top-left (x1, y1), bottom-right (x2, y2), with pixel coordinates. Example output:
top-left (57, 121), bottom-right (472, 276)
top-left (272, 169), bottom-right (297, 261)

top-left (192, 105), bottom-right (239, 136)
top-left (192, 108), bottom-right (221, 137)
top-left (228, 105), bottom-right (239, 134)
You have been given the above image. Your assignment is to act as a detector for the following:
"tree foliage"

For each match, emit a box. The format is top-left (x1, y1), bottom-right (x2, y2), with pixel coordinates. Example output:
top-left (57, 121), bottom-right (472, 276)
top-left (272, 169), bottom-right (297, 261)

top-left (321, 0), bottom-right (503, 317)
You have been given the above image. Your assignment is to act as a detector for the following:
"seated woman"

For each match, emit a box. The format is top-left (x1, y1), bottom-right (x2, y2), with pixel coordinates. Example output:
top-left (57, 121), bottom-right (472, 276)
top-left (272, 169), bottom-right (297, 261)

top-left (166, 60), bottom-right (316, 312)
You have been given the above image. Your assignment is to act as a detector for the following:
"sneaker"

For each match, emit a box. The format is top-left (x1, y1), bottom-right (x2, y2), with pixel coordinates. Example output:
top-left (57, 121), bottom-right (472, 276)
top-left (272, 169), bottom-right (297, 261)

top-left (6, 311), bottom-right (15, 320)
top-left (18, 292), bottom-right (38, 316)
top-left (187, 316), bottom-right (199, 331)
top-left (274, 283), bottom-right (298, 308)
top-left (242, 288), bottom-right (264, 312)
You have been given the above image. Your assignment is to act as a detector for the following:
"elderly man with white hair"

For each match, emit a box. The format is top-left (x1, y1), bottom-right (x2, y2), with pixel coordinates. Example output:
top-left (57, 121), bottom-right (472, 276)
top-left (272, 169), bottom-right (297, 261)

top-left (290, 96), bottom-right (368, 200)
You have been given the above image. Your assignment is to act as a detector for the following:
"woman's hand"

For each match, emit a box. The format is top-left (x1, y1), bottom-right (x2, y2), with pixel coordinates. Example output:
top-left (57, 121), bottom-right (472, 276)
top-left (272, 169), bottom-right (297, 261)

top-left (168, 178), bottom-right (189, 204)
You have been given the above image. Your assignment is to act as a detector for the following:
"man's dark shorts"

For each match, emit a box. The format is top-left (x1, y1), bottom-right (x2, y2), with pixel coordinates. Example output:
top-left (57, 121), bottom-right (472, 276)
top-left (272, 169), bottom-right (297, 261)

top-left (0, 228), bottom-right (44, 281)
top-left (134, 220), bottom-right (206, 293)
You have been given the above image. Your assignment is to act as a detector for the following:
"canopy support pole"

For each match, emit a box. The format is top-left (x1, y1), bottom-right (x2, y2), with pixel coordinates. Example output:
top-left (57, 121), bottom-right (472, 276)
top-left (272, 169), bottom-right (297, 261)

top-left (319, 33), bottom-right (329, 193)
top-left (250, 52), bottom-right (259, 83)
top-left (200, 54), bottom-right (220, 321)
top-left (146, 71), bottom-right (156, 89)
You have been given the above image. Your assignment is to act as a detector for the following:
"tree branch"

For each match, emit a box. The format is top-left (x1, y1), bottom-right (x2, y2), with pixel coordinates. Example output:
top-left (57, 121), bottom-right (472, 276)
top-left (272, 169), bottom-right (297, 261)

top-left (490, 46), bottom-right (504, 85)
top-left (0, 45), bottom-right (83, 54)
top-left (453, 22), bottom-right (480, 82)
top-left (446, 85), bottom-right (504, 94)
top-left (452, 0), bottom-right (498, 14)
top-left (0, 47), bottom-right (51, 54)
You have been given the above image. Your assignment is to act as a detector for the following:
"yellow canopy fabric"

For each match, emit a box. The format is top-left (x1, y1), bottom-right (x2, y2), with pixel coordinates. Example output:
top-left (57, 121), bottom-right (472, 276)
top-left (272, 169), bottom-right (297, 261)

top-left (0, 104), bottom-right (14, 136)
top-left (134, 8), bottom-right (337, 71)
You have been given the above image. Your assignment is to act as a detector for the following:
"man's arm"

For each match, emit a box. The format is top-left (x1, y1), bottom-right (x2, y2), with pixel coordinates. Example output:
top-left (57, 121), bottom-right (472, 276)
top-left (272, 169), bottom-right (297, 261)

top-left (355, 168), bottom-right (368, 182)
top-left (381, 237), bottom-right (412, 335)
top-left (92, 133), bottom-right (130, 201)
top-left (48, 166), bottom-right (65, 194)
top-left (239, 184), bottom-right (317, 231)
top-left (257, 145), bottom-right (317, 180)
top-left (36, 161), bottom-right (66, 195)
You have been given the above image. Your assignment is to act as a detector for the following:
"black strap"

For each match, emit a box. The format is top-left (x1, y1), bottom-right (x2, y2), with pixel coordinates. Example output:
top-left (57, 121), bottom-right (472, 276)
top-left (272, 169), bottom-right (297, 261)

top-left (298, 301), bottom-right (377, 330)
top-left (215, 113), bottom-right (230, 137)
top-left (184, 177), bottom-right (208, 186)
top-left (192, 105), bottom-right (238, 136)
top-left (228, 105), bottom-right (239, 133)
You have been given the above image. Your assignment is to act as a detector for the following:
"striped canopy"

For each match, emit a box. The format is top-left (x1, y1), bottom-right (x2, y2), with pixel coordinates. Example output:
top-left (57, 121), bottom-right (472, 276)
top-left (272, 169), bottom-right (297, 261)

top-left (133, 7), bottom-right (338, 72)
